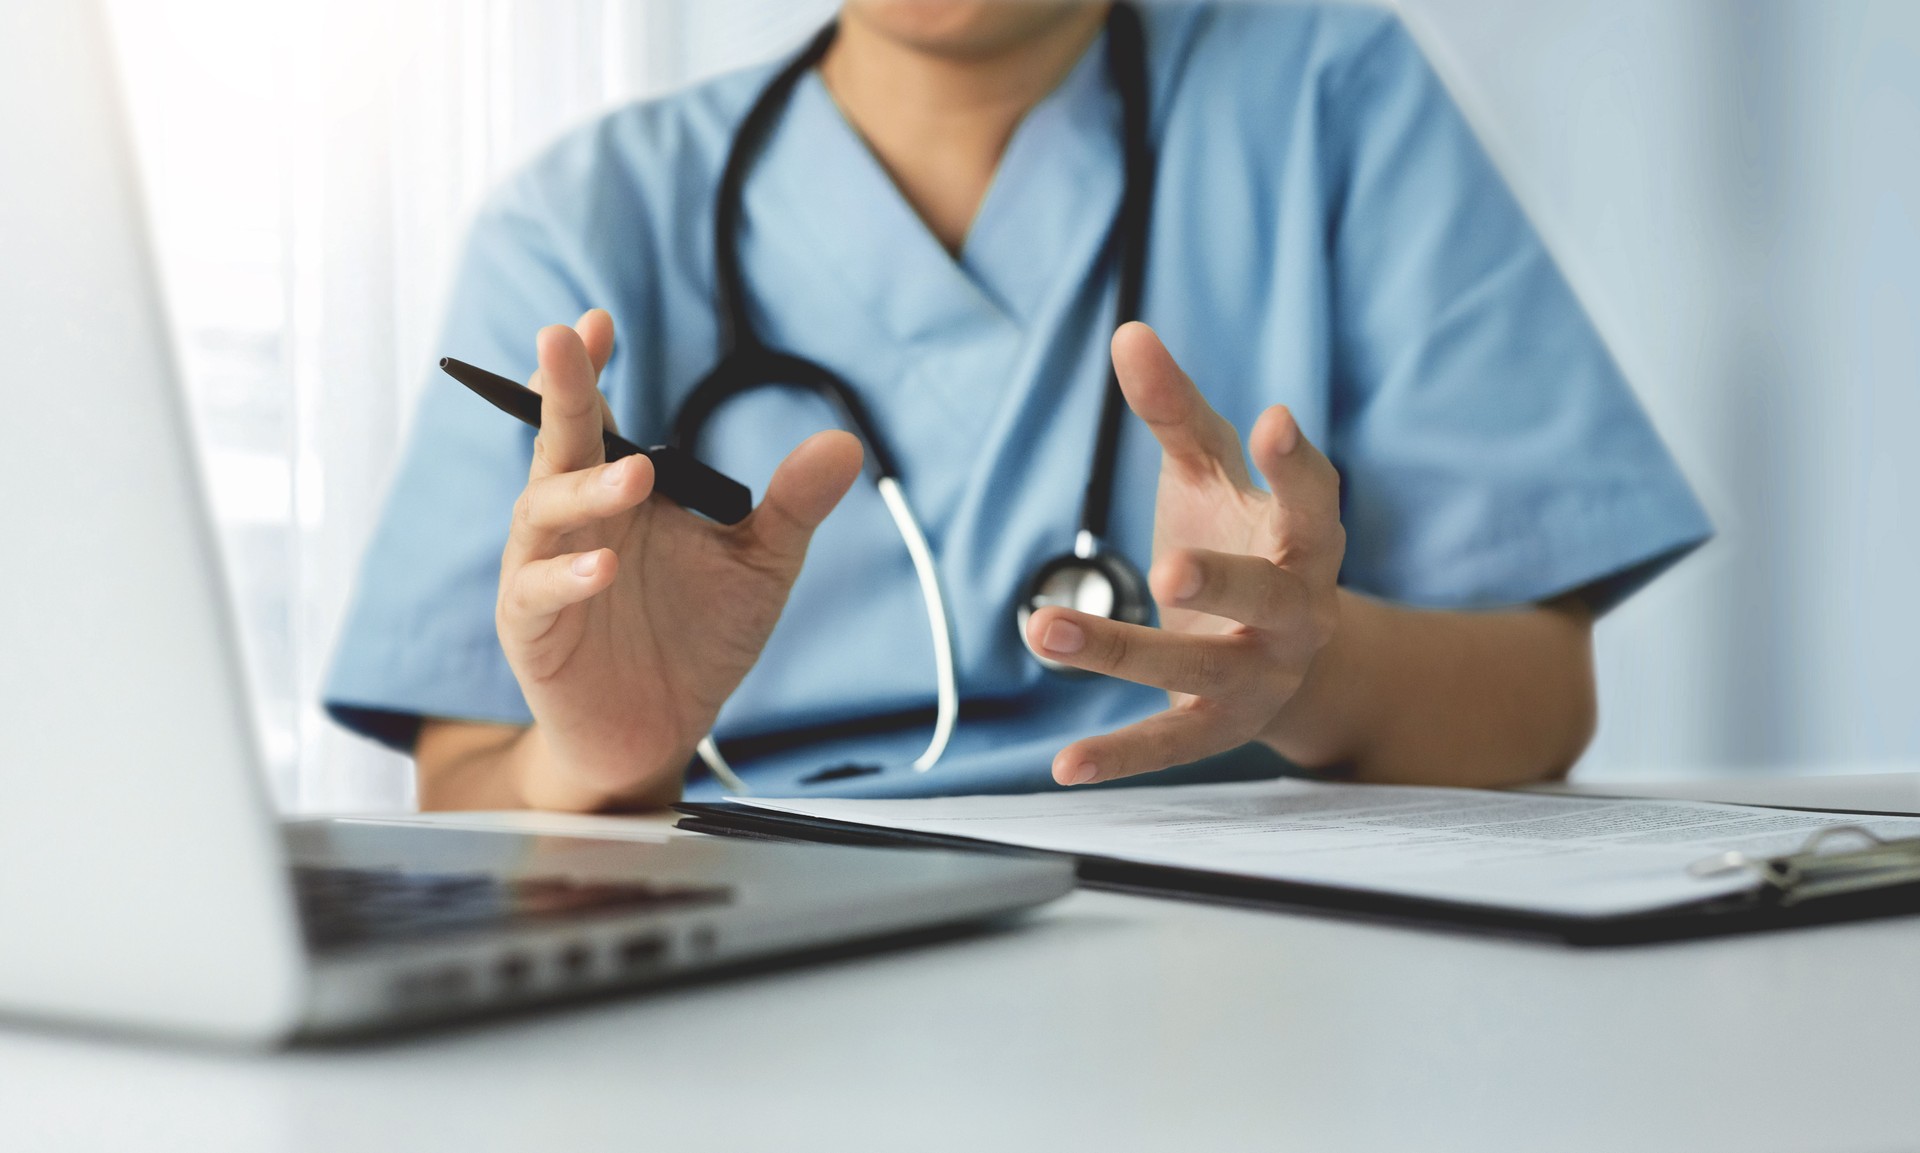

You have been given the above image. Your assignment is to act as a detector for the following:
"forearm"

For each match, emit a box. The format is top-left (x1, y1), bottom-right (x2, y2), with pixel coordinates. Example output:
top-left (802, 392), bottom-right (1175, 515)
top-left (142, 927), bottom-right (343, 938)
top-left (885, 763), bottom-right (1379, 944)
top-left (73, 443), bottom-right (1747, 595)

top-left (1265, 589), bottom-right (1597, 787)
top-left (414, 719), bottom-right (684, 812)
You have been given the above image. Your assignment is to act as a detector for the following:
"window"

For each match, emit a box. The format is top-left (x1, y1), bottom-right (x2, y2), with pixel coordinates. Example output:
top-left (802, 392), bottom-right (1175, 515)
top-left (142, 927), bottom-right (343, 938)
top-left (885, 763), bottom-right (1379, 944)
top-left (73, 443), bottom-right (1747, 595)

top-left (107, 0), bottom-right (833, 811)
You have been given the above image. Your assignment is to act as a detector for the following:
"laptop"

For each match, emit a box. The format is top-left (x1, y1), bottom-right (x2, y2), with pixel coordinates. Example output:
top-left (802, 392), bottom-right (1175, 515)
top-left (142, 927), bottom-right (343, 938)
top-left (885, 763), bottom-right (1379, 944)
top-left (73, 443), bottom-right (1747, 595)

top-left (0, 0), bottom-right (1072, 1045)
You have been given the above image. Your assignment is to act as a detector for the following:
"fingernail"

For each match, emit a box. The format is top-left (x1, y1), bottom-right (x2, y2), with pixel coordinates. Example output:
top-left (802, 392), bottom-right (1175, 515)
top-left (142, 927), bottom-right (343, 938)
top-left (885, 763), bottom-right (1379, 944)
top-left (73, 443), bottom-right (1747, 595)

top-left (1175, 564), bottom-right (1204, 602)
top-left (1272, 408), bottom-right (1300, 455)
top-left (571, 552), bottom-right (600, 577)
top-left (602, 458), bottom-right (628, 486)
top-left (1066, 763), bottom-right (1099, 786)
top-left (1041, 619), bottom-right (1084, 654)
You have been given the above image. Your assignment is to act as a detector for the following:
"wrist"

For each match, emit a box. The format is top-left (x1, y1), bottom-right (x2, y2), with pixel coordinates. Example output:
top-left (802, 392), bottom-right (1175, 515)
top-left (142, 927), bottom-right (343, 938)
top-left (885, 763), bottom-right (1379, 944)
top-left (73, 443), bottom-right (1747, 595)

top-left (508, 724), bottom-right (688, 812)
top-left (1257, 588), bottom-right (1381, 771)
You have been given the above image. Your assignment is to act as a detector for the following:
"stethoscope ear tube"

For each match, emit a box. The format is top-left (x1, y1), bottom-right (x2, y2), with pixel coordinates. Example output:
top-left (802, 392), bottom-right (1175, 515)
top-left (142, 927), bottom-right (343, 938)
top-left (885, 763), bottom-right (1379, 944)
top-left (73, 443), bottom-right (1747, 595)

top-left (673, 350), bottom-right (902, 484)
top-left (1076, 0), bottom-right (1152, 550)
top-left (682, 4), bottom-right (1154, 790)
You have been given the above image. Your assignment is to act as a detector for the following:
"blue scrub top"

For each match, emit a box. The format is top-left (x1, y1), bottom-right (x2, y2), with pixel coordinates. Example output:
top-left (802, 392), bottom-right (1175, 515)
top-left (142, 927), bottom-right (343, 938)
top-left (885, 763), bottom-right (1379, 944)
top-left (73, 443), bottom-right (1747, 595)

top-left (325, 3), bottom-right (1711, 799)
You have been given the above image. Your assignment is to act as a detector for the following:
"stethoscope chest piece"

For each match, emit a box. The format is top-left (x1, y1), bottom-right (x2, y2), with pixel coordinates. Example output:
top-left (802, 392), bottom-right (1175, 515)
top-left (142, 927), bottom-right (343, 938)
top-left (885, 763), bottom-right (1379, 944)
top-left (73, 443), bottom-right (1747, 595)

top-left (1016, 534), bottom-right (1150, 675)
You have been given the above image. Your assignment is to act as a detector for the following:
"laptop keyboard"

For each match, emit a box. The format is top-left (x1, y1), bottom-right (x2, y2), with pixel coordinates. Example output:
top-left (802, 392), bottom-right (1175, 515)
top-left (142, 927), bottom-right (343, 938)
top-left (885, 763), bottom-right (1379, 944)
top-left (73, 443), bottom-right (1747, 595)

top-left (291, 865), bottom-right (732, 952)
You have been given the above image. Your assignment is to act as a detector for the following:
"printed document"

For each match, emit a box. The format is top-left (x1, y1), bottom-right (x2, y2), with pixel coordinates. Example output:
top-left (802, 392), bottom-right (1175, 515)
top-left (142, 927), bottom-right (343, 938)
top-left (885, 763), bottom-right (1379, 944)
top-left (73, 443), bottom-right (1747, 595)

top-left (739, 779), bottom-right (1920, 917)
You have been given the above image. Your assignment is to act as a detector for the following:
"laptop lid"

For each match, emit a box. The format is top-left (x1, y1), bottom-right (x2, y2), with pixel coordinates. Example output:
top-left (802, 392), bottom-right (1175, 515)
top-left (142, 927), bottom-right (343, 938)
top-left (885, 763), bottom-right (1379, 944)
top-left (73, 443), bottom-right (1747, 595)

top-left (0, 0), bottom-right (306, 1043)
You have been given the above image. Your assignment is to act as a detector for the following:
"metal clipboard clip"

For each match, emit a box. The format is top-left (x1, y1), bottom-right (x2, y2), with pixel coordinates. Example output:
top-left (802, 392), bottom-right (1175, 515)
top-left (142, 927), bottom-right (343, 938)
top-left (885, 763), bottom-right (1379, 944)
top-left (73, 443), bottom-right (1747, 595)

top-left (1689, 825), bottom-right (1920, 906)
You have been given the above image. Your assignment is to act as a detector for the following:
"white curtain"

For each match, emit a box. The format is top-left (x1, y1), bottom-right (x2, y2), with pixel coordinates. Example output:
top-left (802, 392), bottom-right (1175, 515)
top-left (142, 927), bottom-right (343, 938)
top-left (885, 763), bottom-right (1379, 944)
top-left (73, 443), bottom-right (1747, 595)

top-left (107, 0), bottom-right (832, 813)
top-left (105, 0), bottom-right (1920, 812)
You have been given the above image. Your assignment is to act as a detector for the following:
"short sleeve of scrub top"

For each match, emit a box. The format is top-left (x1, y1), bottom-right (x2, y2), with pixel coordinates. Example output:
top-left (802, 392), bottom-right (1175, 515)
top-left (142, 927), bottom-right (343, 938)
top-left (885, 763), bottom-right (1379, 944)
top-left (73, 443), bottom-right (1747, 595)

top-left (323, 3), bottom-right (1713, 797)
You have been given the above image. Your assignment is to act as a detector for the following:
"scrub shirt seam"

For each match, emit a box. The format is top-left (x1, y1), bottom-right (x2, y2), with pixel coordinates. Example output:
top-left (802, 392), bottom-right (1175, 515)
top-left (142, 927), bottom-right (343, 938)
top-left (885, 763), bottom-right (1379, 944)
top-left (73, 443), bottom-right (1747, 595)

top-left (1312, 7), bottom-right (1400, 228)
top-left (1354, 485), bottom-right (1711, 612)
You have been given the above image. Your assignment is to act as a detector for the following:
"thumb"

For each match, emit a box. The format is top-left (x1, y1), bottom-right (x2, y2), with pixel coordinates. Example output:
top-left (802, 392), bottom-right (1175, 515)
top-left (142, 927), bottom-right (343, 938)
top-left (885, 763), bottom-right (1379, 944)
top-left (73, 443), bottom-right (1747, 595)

top-left (746, 430), bottom-right (864, 562)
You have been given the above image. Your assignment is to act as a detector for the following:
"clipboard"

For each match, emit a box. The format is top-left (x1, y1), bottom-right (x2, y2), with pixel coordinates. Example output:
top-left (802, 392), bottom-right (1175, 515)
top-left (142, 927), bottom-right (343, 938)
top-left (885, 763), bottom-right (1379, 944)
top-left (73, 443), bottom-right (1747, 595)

top-left (674, 802), bottom-right (1920, 946)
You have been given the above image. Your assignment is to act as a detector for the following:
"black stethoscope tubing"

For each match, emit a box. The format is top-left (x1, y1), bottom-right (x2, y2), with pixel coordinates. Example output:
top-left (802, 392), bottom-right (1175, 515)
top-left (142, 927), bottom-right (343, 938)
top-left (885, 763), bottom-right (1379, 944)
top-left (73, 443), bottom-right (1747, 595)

top-left (673, 4), bottom-right (1154, 790)
top-left (675, 1), bottom-right (1150, 536)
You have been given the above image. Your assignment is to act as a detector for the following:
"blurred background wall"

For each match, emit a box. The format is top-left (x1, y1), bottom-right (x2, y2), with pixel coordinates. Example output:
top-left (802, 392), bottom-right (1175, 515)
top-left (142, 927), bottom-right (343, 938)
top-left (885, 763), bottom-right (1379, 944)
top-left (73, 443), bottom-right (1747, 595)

top-left (103, 0), bottom-right (1920, 812)
top-left (1404, 0), bottom-right (1920, 781)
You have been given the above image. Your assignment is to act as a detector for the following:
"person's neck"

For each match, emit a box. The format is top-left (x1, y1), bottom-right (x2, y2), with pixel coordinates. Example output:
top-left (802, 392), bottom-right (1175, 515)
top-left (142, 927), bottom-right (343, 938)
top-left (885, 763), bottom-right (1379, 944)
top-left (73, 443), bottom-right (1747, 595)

top-left (819, 6), bottom-right (1110, 256)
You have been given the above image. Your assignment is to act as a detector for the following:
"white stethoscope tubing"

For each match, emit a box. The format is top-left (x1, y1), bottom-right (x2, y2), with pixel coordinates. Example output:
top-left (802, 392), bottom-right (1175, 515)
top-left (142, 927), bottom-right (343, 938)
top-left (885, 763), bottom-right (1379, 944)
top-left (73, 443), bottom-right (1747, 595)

top-left (694, 475), bottom-right (959, 794)
top-left (876, 476), bottom-right (959, 772)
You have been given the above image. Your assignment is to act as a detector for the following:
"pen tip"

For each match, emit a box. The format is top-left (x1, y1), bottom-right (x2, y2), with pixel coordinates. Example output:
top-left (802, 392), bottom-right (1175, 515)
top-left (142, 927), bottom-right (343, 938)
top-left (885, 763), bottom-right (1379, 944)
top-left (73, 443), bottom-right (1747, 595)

top-left (438, 357), bottom-right (452, 368)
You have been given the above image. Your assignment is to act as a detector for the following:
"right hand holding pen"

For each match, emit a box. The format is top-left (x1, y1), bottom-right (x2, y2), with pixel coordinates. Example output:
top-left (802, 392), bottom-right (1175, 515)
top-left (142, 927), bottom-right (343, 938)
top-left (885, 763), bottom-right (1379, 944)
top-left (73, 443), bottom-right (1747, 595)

top-left (497, 310), bottom-right (862, 809)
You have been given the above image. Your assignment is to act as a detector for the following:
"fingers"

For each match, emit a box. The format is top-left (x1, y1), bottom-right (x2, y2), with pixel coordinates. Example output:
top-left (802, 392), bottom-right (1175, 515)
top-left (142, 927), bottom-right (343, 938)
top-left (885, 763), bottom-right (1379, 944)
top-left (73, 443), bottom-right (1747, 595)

top-left (1151, 548), bottom-right (1313, 631)
top-left (498, 549), bottom-right (618, 644)
top-left (1026, 607), bottom-right (1273, 698)
top-left (1249, 403), bottom-right (1336, 497)
top-left (745, 430), bottom-right (864, 562)
top-left (1249, 405), bottom-right (1342, 562)
top-left (1052, 707), bottom-right (1241, 787)
top-left (576, 308), bottom-right (615, 375)
top-left (505, 454), bottom-right (655, 564)
top-left (596, 393), bottom-right (621, 437)
top-left (1110, 321), bottom-right (1250, 485)
top-left (575, 310), bottom-right (623, 435)
top-left (528, 311), bottom-right (620, 444)
top-left (528, 323), bottom-right (607, 479)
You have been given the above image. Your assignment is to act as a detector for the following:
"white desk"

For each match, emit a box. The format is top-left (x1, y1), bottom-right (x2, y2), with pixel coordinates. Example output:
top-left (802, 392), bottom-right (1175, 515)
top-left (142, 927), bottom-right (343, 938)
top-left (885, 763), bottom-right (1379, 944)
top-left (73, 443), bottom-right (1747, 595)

top-left (5, 780), bottom-right (1920, 1153)
top-left (1531, 767), bottom-right (1920, 815)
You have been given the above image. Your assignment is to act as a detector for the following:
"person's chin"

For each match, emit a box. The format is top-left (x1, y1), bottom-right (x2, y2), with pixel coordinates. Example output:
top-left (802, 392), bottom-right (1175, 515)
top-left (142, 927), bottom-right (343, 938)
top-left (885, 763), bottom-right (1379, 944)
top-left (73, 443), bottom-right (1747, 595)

top-left (842, 0), bottom-right (1105, 62)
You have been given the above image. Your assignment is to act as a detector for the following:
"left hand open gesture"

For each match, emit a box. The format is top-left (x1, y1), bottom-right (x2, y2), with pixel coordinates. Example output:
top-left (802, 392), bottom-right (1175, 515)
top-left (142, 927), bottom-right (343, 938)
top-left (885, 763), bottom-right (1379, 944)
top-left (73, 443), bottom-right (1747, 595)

top-left (1025, 322), bottom-right (1347, 785)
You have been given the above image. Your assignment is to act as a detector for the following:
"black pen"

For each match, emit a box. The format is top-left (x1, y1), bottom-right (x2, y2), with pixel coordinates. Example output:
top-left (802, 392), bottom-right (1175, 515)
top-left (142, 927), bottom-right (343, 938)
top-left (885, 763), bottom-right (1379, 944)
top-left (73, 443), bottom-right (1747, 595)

top-left (439, 357), bottom-right (752, 526)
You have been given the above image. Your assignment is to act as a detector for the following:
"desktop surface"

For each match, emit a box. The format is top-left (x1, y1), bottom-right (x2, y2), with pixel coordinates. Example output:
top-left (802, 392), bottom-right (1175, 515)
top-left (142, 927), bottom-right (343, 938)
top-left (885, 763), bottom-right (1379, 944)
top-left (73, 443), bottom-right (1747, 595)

top-left (1528, 767), bottom-right (1920, 814)
top-left (4, 793), bottom-right (1919, 1153)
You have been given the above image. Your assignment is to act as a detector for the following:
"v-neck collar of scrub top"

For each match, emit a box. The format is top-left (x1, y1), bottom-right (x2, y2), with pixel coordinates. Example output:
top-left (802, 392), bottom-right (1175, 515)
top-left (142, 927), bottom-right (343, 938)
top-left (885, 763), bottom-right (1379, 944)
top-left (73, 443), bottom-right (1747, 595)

top-left (739, 22), bottom-right (1126, 348)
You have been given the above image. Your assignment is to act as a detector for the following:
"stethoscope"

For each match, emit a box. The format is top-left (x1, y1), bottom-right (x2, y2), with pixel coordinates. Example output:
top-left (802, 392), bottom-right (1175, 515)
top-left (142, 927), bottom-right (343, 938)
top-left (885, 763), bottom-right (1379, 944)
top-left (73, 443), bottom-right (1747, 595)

top-left (675, 3), bottom-right (1154, 793)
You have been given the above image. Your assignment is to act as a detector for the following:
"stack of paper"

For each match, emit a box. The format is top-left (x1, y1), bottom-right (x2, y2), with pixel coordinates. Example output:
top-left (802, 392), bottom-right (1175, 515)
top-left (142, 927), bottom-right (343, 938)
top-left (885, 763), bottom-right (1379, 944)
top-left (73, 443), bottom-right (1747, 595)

top-left (737, 779), bottom-right (1920, 917)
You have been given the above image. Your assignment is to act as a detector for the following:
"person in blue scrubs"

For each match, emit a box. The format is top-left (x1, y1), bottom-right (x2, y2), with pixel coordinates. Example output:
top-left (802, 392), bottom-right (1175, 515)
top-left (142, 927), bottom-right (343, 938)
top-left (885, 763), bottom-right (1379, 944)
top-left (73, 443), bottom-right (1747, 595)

top-left (325, 1), bottom-right (1711, 810)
